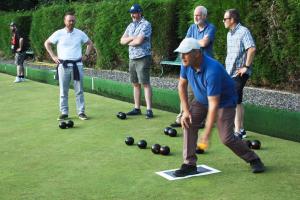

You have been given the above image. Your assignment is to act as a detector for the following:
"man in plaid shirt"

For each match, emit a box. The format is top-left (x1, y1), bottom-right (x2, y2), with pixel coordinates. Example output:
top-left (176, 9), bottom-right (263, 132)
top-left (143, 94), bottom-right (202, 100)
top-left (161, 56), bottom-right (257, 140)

top-left (223, 9), bottom-right (256, 139)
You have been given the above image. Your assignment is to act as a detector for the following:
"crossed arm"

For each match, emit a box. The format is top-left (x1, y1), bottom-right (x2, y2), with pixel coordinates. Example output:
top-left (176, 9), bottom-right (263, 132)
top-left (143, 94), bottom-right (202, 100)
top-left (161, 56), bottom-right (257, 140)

top-left (120, 33), bottom-right (145, 46)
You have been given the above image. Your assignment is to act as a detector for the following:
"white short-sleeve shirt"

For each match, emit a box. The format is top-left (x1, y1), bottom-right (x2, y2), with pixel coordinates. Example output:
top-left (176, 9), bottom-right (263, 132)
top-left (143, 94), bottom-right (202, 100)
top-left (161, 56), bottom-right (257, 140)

top-left (48, 28), bottom-right (89, 60)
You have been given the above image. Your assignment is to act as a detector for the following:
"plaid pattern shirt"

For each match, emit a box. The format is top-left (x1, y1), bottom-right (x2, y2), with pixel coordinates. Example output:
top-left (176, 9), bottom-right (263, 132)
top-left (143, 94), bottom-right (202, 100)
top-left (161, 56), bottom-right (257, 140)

top-left (225, 23), bottom-right (255, 77)
top-left (124, 17), bottom-right (152, 59)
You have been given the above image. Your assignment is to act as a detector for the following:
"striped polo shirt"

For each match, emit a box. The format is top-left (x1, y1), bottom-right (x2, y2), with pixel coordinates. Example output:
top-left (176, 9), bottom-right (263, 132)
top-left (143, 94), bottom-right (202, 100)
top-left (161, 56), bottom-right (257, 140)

top-left (225, 23), bottom-right (255, 77)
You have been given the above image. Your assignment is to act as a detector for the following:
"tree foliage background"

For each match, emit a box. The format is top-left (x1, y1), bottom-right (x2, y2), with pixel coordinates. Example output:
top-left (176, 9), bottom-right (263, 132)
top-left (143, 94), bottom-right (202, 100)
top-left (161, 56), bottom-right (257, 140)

top-left (0, 0), bottom-right (299, 92)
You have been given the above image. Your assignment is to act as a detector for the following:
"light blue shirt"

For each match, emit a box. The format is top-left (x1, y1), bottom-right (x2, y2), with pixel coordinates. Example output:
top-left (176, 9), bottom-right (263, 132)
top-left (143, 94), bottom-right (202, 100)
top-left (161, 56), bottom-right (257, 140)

top-left (186, 22), bottom-right (216, 58)
top-left (225, 23), bottom-right (255, 77)
top-left (124, 18), bottom-right (152, 59)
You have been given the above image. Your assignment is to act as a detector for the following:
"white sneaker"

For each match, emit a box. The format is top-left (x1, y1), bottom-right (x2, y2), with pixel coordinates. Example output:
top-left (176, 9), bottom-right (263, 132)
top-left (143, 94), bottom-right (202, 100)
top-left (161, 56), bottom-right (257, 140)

top-left (21, 78), bottom-right (26, 82)
top-left (14, 77), bottom-right (21, 83)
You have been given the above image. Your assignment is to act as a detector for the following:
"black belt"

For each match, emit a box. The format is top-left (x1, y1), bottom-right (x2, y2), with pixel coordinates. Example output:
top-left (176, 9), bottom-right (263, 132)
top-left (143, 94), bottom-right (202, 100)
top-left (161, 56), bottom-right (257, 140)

top-left (56, 58), bottom-right (82, 81)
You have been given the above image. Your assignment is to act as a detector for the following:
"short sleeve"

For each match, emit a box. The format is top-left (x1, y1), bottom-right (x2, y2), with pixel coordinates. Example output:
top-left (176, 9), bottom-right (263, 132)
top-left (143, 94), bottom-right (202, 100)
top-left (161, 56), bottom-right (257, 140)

top-left (206, 25), bottom-right (216, 42)
top-left (139, 22), bottom-right (152, 38)
top-left (48, 30), bottom-right (60, 44)
top-left (81, 31), bottom-right (89, 43)
top-left (180, 65), bottom-right (188, 79)
top-left (186, 25), bottom-right (192, 38)
top-left (242, 29), bottom-right (255, 50)
top-left (206, 71), bottom-right (221, 96)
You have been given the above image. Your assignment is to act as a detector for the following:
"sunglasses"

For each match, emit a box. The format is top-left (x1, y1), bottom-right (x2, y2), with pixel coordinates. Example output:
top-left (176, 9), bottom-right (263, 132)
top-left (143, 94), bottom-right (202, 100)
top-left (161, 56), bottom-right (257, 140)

top-left (223, 17), bottom-right (231, 22)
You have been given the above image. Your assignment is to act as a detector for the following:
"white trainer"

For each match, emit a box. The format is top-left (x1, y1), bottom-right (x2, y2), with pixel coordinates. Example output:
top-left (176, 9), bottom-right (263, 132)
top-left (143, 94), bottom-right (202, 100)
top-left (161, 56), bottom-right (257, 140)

top-left (14, 77), bottom-right (21, 83)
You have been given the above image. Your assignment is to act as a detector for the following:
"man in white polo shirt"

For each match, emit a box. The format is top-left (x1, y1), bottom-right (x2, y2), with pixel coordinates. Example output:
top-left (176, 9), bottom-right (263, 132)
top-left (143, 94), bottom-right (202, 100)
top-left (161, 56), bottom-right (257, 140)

top-left (44, 11), bottom-right (94, 121)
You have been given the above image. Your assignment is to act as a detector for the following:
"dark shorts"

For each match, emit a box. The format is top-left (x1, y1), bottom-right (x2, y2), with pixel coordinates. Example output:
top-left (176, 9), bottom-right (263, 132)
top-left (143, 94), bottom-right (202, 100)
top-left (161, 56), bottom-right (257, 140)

top-left (129, 56), bottom-right (151, 84)
top-left (232, 74), bottom-right (249, 104)
top-left (15, 52), bottom-right (26, 66)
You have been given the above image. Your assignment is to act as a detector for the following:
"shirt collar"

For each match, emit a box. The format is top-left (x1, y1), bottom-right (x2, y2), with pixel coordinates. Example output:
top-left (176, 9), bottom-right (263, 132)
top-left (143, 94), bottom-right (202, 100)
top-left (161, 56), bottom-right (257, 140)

top-left (191, 55), bottom-right (207, 74)
top-left (197, 21), bottom-right (208, 32)
top-left (230, 23), bottom-right (241, 35)
top-left (133, 17), bottom-right (144, 26)
top-left (64, 27), bottom-right (75, 34)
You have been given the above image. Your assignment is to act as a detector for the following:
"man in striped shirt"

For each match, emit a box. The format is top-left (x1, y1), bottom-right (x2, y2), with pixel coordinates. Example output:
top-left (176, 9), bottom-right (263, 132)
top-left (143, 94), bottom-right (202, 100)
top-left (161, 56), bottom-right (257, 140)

top-left (224, 9), bottom-right (256, 139)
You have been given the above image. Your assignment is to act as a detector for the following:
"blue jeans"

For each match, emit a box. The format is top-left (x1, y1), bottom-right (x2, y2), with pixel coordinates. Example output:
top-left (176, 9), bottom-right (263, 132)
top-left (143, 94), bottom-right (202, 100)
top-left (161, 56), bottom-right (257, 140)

top-left (58, 64), bottom-right (85, 115)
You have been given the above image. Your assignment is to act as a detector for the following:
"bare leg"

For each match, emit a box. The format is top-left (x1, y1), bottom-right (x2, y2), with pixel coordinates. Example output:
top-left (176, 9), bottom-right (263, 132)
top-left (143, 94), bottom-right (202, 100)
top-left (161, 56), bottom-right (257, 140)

top-left (133, 83), bottom-right (141, 109)
top-left (143, 83), bottom-right (152, 110)
top-left (234, 103), bottom-right (243, 132)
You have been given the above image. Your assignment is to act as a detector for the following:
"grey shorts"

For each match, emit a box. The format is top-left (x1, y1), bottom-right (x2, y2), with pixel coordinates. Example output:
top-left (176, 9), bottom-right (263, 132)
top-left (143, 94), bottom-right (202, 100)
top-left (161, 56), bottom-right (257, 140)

top-left (15, 52), bottom-right (26, 66)
top-left (129, 56), bottom-right (151, 84)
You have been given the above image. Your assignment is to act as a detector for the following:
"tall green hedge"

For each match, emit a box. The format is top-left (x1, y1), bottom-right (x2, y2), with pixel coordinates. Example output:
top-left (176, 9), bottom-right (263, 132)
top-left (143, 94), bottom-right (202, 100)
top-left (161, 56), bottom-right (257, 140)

top-left (93, 0), bottom-right (178, 70)
top-left (0, 0), bottom-right (299, 90)
top-left (30, 4), bottom-right (71, 60)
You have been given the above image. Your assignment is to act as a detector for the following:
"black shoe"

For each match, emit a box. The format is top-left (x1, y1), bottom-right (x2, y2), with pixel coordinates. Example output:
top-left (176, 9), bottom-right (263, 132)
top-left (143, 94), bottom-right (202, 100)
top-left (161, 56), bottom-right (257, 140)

top-left (170, 122), bottom-right (181, 127)
top-left (250, 159), bottom-right (265, 173)
top-left (173, 164), bottom-right (198, 177)
top-left (57, 114), bottom-right (68, 121)
top-left (126, 108), bottom-right (142, 116)
top-left (78, 113), bottom-right (88, 120)
top-left (146, 109), bottom-right (153, 119)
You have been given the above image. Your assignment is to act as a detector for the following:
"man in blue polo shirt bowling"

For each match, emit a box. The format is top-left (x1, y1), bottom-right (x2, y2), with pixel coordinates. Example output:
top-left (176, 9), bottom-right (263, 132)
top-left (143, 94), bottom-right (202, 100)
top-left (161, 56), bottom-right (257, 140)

top-left (173, 38), bottom-right (265, 177)
top-left (170, 5), bottom-right (216, 128)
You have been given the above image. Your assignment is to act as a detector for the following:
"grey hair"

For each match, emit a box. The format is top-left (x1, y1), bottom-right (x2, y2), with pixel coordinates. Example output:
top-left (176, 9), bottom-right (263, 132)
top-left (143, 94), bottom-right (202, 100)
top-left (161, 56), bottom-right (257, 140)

top-left (195, 6), bottom-right (207, 17)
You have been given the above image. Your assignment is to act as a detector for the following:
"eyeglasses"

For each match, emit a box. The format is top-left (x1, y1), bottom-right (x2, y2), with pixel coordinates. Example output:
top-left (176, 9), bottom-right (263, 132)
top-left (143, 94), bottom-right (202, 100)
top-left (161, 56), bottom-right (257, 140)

top-left (223, 17), bottom-right (231, 22)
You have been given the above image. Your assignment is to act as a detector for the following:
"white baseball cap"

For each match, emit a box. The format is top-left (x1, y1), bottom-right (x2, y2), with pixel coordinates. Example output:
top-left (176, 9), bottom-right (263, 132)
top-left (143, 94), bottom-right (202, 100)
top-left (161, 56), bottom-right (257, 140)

top-left (174, 38), bottom-right (201, 53)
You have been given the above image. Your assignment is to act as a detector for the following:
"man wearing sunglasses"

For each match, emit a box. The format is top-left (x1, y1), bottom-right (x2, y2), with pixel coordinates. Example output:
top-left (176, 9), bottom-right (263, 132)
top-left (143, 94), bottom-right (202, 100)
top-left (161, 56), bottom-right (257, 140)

top-left (223, 9), bottom-right (256, 139)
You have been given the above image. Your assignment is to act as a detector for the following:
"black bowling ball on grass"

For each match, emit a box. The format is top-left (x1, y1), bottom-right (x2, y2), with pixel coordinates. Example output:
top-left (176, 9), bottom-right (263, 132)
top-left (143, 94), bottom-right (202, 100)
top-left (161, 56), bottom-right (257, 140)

top-left (66, 120), bottom-right (74, 128)
top-left (160, 146), bottom-right (170, 155)
top-left (164, 127), bottom-right (172, 135)
top-left (137, 140), bottom-right (147, 149)
top-left (125, 136), bottom-right (134, 146)
top-left (168, 128), bottom-right (177, 137)
top-left (59, 121), bottom-right (67, 129)
top-left (250, 140), bottom-right (261, 150)
top-left (117, 112), bottom-right (126, 120)
top-left (151, 144), bottom-right (161, 154)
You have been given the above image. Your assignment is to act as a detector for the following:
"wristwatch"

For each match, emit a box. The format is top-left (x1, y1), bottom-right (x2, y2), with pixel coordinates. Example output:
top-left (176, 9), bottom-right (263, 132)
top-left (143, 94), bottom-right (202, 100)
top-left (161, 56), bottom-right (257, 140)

top-left (244, 65), bottom-right (250, 69)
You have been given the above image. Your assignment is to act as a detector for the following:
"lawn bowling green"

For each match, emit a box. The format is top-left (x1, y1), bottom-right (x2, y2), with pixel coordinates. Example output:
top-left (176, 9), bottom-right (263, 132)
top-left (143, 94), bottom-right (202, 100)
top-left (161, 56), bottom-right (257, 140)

top-left (0, 73), bottom-right (299, 200)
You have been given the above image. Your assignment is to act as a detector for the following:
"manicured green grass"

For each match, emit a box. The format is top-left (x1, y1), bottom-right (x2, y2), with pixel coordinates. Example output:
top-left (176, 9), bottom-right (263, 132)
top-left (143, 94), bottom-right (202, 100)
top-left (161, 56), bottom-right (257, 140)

top-left (0, 73), bottom-right (299, 200)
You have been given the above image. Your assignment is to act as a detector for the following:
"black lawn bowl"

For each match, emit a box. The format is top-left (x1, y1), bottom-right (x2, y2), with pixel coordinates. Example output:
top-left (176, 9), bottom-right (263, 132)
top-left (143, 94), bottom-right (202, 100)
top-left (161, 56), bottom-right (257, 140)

top-left (125, 136), bottom-right (134, 146)
top-left (117, 112), bottom-right (127, 120)
top-left (66, 120), bottom-right (74, 128)
top-left (151, 144), bottom-right (161, 154)
top-left (160, 145), bottom-right (170, 155)
top-left (137, 140), bottom-right (147, 149)
top-left (250, 140), bottom-right (261, 150)
top-left (195, 147), bottom-right (205, 154)
top-left (59, 121), bottom-right (67, 129)
top-left (168, 128), bottom-right (177, 137)
top-left (164, 127), bottom-right (172, 135)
